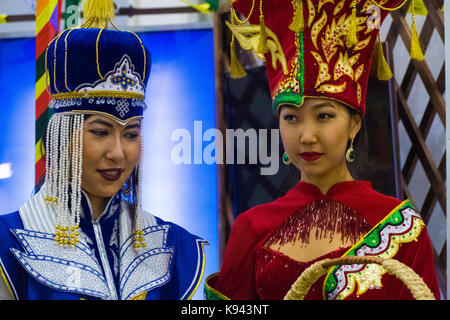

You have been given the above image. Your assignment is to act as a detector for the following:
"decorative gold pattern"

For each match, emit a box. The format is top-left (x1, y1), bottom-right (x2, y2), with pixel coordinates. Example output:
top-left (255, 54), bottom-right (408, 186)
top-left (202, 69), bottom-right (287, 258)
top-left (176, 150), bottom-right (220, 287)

top-left (336, 211), bottom-right (424, 299)
top-left (96, 28), bottom-right (105, 79)
top-left (52, 32), bottom-right (65, 94)
top-left (127, 31), bottom-right (148, 83)
top-left (64, 28), bottom-right (77, 92)
top-left (334, 52), bottom-right (360, 80)
top-left (334, 0), bottom-right (345, 15)
top-left (318, 0), bottom-right (334, 12)
top-left (277, 33), bottom-right (301, 95)
top-left (226, 21), bottom-right (289, 75)
top-left (353, 35), bottom-right (371, 51)
top-left (357, 83), bottom-right (362, 104)
top-left (307, 0), bottom-right (315, 27)
top-left (52, 91), bottom-right (144, 100)
top-left (354, 64), bottom-right (364, 81)
top-left (307, 0), bottom-right (379, 99)
top-left (311, 51), bottom-right (331, 88)
top-left (311, 11), bottom-right (327, 50)
top-left (322, 14), bottom-right (367, 62)
top-left (317, 82), bottom-right (346, 93)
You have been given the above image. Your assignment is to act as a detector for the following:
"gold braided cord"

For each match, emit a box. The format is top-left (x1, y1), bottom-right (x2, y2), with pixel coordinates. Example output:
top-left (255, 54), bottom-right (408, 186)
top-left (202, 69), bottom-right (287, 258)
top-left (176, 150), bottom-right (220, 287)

top-left (64, 28), bottom-right (77, 92)
top-left (45, 47), bottom-right (51, 94)
top-left (127, 31), bottom-right (147, 83)
top-left (52, 31), bottom-right (65, 93)
top-left (108, 18), bottom-right (122, 31)
top-left (52, 90), bottom-right (144, 100)
top-left (45, 33), bottom-right (63, 94)
top-left (231, 0), bottom-right (255, 24)
top-left (96, 28), bottom-right (105, 79)
top-left (368, 0), bottom-right (410, 11)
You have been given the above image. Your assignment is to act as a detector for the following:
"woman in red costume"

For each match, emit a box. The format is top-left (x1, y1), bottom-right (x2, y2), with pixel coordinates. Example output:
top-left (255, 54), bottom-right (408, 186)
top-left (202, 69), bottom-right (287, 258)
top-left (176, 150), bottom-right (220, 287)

top-left (205, 0), bottom-right (440, 300)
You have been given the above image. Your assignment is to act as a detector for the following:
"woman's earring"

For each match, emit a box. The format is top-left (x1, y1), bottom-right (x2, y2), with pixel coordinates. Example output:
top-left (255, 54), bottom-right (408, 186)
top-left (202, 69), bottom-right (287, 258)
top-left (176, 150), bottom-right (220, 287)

top-left (282, 152), bottom-right (291, 165)
top-left (122, 176), bottom-right (131, 196)
top-left (346, 138), bottom-right (355, 163)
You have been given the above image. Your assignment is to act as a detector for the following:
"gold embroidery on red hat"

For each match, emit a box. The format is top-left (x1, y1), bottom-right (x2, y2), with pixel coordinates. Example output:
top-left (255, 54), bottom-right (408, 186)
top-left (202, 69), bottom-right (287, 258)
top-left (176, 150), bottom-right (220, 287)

top-left (357, 83), bottom-right (362, 104)
top-left (318, 0), bottom-right (334, 12)
top-left (334, 0), bottom-right (345, 15)
top-left (306, 0), bottom-right (315, 28)
top-left (355, 64), bottom-right (364, 82)
top-left (311, 11), bottom-right (327, 50)
top-left (278, 35), bottom-right (301, 94)
top-left (353, 35), bottom-right (371, 51)
top-left (311, 51), bottom-right (331, 88)
top-left (318, 82), bottom-right (346, 93)
top-left (334, 52), bottom-right (360, 81)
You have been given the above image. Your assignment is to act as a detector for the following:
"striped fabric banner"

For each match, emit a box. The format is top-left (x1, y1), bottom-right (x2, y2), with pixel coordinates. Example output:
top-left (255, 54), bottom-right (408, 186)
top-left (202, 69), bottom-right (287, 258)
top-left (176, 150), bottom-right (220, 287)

top-left (35, 0), bottom-right (61, 188)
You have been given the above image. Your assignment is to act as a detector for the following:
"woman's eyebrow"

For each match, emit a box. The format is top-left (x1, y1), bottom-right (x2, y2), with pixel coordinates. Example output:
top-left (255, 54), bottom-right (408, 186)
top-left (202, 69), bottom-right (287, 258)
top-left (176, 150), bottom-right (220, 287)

top-left (125, 123), bottom-right (141, 130)
top-left (87, 119), bottom-right (114, 128)
top-left (312, 102), bottom-right (336, 110)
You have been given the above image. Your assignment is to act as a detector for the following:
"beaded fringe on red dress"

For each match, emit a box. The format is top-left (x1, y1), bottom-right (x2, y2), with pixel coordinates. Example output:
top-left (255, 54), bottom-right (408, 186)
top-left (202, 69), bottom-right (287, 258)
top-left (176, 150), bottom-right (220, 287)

top-left (265, 200), bottom-right (371, 248)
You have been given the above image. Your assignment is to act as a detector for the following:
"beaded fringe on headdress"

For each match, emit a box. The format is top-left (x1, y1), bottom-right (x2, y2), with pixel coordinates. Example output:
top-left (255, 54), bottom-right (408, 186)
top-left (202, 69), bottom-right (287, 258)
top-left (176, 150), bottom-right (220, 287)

top-left (45, 113), bottom-right (84, 246)
top-left (266, 200), bottom-right (371, 249)
top-left (44, 112), bottom-right (146, 249)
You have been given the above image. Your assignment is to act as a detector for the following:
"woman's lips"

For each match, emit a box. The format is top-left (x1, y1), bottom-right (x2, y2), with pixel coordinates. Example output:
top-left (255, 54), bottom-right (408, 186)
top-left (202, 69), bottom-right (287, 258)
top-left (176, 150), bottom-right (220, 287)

top-left (300, 152), bottom-right (323, 162)
top-left (97, 169), bottom-right (124, 182)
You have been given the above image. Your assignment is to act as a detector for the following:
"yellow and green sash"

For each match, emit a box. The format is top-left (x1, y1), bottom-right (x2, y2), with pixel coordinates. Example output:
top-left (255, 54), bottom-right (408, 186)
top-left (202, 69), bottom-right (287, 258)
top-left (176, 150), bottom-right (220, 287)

top-left (323, 199), bottom-right (424, 300)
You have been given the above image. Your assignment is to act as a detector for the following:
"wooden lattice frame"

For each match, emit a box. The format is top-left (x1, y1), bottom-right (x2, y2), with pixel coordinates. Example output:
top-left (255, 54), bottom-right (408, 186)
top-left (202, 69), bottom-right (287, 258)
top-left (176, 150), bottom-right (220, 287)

top-left (386, 0), bottom-right (446, 297)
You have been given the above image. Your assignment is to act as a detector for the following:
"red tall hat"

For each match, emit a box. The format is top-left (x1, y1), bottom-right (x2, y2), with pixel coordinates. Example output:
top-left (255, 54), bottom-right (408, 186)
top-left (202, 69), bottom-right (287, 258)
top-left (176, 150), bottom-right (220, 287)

top-left (229, 0), bottom-right (408, 115)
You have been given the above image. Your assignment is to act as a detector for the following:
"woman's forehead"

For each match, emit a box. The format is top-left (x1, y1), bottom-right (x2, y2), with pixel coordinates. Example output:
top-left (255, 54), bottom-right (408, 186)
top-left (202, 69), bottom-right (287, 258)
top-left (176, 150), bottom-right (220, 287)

top-left (280, 98), bottom-right (346, 113)
top-left (85, 114), bottom-right (142, 127)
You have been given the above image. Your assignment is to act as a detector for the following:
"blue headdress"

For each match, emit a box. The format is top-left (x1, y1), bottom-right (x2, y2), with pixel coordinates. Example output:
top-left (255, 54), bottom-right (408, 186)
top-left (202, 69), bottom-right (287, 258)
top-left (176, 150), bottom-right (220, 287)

top-left (46, 1), bottom-right (151, 124)
top-left (44, 0), bottom-right (149, 248)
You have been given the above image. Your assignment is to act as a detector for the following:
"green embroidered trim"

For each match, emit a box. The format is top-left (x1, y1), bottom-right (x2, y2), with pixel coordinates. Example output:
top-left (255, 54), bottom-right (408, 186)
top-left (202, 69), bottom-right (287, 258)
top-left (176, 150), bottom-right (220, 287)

top-left (323, 199), bottom-right (425, 300)
top-left (272, 31), bottom-right (305, 114)
top-left (204, 273), bottom-right (230, 300)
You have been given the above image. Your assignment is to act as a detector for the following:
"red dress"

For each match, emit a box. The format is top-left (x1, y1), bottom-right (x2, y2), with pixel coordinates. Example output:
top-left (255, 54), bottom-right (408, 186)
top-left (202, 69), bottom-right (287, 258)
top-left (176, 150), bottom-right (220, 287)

top-left (206, 180), bottom-right (440, 300)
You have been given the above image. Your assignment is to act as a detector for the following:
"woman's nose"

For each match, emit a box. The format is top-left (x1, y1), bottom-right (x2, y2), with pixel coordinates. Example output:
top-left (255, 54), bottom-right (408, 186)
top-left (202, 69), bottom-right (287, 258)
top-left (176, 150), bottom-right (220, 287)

top-left (105, 136), bottom-right (125, 161)
top-left (298, 124), bottom-right (318, 145)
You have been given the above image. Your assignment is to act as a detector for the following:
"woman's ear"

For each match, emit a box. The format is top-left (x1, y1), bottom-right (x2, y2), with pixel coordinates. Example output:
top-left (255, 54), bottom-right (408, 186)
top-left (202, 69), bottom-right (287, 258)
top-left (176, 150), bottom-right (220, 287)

top-left (350, 112), bottom-right (362, 139)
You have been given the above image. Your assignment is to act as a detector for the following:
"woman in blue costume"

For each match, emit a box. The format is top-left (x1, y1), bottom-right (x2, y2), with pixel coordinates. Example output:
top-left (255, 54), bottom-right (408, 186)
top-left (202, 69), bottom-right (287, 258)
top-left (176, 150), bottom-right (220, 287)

top-left (0, 0), bottom-right (207, 300)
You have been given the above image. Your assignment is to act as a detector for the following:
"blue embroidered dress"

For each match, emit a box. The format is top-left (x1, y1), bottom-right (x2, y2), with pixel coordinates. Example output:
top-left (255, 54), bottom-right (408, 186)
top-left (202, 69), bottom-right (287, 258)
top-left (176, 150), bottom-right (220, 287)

top-left (0, 187), bottom-right (207, 300)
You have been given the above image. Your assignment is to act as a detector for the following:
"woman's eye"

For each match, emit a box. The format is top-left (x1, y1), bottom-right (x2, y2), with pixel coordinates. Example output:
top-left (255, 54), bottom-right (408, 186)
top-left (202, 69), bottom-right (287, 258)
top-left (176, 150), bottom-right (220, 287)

top-left (283, 114), bottom-right (296, 121)
top-left (318, 113), bottom-right (334, 120)
top-left (90, 130), bottom-right (108, 137)
top-left (125, 133), bottom-right (140, 140)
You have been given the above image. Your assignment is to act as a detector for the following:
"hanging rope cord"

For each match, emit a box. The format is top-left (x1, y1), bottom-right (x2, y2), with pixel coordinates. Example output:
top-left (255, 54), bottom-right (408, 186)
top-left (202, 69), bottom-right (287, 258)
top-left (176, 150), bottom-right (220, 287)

top-left (230, 0), bottom-right (255, 24)
top-left (368, 0), bottom-right (410, 11)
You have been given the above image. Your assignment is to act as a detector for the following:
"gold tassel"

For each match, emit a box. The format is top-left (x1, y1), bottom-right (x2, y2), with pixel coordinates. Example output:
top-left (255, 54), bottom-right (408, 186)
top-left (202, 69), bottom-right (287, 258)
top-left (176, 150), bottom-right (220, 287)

top-left (289, 0), bottom-right (304, 32)
top-left (376, 36), bottom-right (393, 80)
top-left (346, 1), bottom-right (358, 48)
top-left (82, 0), bottom-right (115, 28)
top-left (257, 13), bottom-right (269, 55)
top-left (230, 36), bottom-right (247, 79)
top-left (410, 0), bottom-right (424, 61)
